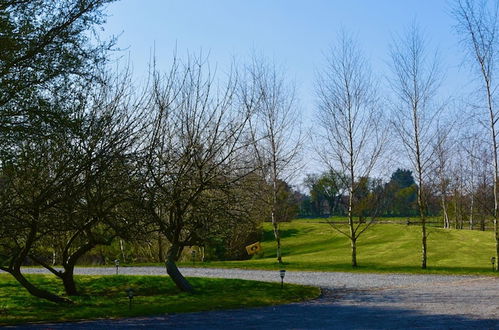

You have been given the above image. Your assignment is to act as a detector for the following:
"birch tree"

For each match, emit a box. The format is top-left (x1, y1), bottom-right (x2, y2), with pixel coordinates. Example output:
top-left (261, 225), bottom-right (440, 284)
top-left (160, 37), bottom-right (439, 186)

top-left (433, 125), bottom-right (453, 228)
top-left (388, 23), bottom-right (442, 269)
top-left (315, 32), bottom-right (386, 267)
top-left (453, 0), bottom-right (499, 270)
top-left (240, 57), bottom-right (302, 264)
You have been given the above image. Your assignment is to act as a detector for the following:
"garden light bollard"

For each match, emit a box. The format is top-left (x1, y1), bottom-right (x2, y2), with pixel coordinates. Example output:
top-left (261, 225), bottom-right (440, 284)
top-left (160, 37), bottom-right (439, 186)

top-left (192, 250), bottom-right (196, 265)
top-left (492, 257), bottom-right (496, 271)
top-left (115, 259), bottom-right (120, 275)
top-left (126, 288), bottom-right (134, 310)
top-left (279, 269), bottom-right (286, 289)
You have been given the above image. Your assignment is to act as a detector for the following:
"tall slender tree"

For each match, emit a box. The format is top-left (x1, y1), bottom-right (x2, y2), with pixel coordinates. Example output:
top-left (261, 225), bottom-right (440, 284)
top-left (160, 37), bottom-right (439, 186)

top-left (240, 56), bottom-right (302, 264)
top-left (315, 32), bottom-right (386, 267)
top-left (453, 0), bottom-right (499, 270)
top-left (388, 23), bottom-right (442, 269)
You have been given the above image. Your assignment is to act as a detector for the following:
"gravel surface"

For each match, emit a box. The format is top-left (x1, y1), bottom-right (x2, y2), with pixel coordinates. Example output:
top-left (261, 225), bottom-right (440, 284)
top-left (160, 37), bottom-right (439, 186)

top-left (11, 267), bottom-right (499, 329)
top-left (19, 266), bottom-right (480, 290)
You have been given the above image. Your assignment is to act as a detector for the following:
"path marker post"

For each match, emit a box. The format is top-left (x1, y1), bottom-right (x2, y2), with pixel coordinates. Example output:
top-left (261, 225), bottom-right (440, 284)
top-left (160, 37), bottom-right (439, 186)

top-left (280, 269), bottom-right (286, 289)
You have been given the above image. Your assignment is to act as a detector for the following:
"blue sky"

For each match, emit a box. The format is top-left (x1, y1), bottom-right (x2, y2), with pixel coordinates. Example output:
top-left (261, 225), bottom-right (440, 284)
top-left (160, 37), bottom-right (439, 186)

top-left (101, 1), bottom-right (467, 182)
top-left (102, 0), bottom-right (463, 115)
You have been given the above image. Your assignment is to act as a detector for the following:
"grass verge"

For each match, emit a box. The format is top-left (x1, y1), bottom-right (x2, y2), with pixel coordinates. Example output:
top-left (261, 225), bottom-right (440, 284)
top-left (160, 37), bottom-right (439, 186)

top-left (0, 274), bottom-right (319, 326)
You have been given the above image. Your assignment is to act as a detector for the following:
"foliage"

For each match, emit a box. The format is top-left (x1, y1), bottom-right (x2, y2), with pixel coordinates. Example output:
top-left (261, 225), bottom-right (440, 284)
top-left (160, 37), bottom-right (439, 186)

top-left (303, 171), bottom-right (345, 216)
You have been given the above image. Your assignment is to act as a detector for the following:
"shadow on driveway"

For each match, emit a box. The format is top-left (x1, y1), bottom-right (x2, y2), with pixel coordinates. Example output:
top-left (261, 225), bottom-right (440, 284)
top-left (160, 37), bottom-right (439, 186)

top-left (15, 291), bottom-right (499, 329)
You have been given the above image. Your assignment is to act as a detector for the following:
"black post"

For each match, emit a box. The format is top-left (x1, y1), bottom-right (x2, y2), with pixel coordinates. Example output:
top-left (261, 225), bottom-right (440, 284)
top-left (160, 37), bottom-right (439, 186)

top-left (126, 288), bottom-right (134, 310)
top-left (279, 270), bottom-right (286, 289)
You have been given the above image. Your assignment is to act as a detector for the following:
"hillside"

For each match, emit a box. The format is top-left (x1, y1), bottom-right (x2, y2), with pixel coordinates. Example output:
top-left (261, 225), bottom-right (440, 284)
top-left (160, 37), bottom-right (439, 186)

top-left (199, 218), bottom-right (498, 276)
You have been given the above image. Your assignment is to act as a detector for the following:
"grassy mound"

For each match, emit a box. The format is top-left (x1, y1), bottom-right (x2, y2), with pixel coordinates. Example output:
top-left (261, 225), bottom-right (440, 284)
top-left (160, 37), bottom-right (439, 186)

top-left (191, 218), bottom-right (499, 275)
top-left (0, 274), bottom-right (319, 326)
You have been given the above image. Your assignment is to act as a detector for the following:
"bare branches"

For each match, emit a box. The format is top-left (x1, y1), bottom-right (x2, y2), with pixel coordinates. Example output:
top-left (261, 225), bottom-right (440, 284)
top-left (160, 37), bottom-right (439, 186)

top-left (315, 31), bottom-right (386, 267)
top-left (453, 0), bottom-right (499, 270)
top-left (238, 55), bottom-right (302, 264)
top-left (388, 22), bottom-right (443, 269)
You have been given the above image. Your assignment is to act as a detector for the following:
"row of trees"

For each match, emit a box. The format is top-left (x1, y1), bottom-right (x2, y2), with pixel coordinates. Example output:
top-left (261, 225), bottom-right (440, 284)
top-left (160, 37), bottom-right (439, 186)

top-left (0, 0), bottom-right (300, 302)
top-left (302, 169), bottom-right (416, 218)
top-left (303, 164), bottom-right (496, 231)
top-left (2, 0), bottom-right (499, 305)
top-left (300, 0), bottom-right (499, 270)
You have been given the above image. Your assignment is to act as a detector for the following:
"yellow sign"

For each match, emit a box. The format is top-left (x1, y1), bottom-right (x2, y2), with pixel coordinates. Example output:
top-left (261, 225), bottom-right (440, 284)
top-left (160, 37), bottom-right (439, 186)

top-left (245, 242), bottom-right (262, 255)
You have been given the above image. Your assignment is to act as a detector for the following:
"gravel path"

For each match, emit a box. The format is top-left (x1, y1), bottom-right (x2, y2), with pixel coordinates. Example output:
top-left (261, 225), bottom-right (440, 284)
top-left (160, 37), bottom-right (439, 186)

top-left (12, 267), bottom-right (499, 329)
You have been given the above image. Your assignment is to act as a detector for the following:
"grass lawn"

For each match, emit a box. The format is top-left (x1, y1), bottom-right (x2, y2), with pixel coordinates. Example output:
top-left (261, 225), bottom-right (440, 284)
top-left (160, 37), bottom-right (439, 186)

top-left (176, 218), bottom-right (499, 276)
top-left (0, 274), bottom-right (319, 326)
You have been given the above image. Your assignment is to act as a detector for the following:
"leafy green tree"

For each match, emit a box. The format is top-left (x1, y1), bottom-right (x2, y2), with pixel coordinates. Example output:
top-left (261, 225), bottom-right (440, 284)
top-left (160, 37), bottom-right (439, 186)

top-left (390, 169), bottom-right (416, 188)
top-left (0, 0), bottom-right (116, 303)
top-left (384, 169), bottom-right (418, 216)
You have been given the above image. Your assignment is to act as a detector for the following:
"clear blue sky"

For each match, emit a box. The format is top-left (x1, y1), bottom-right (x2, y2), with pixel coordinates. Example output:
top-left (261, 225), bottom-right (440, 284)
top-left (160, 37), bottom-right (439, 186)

top-left (102, 0), bottom-right (463, 115)
top-left (102, 0), bottom-right (466, 182)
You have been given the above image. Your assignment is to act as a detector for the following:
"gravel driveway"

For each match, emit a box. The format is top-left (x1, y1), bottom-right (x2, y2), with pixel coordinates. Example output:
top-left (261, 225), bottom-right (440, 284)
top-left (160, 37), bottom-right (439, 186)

top-left (13, 267), bottom-right (499, 329)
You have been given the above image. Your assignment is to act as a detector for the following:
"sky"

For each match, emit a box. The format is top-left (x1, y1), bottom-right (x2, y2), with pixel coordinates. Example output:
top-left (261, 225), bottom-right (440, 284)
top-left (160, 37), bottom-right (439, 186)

top-left (101, 0), bottom-right (469, 184)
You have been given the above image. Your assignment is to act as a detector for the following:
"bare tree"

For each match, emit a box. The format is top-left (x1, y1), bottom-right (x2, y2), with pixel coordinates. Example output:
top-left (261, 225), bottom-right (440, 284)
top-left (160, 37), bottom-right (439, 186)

top-left (142, 55), bottom-right (255, 291)
top-left (460, 131), bottom-right (488, 230)
top-left (315, 32), bottom-right (386, 267)
top-left (453, 0), bottom-right (499, 270)
top-left (433, 124), bottom-right (453, 229)
top-left (388, 23), bottom-right (442, 269)
top-left (240, 56), bottom-right (302, 264)
top-left (27, 70), bottom-right (146, 296)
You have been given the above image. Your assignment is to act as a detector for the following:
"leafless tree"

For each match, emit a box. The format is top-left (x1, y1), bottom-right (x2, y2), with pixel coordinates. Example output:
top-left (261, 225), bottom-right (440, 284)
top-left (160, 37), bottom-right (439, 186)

top-left (388, 23), bottom-right (442, 269)
top-left (27, 70), bottom-right (147, 296)
top-left (315, 32), bottom-right (386, 267)
top-left (239, 56), bottom-right (302, 264)
top-left (433, 124), bottom-right (453, 229)
top-left (453, 0), bottom-right (499, 270)
top-left (142, 55), bottom-right (255, 291)
top-left (460, 131), bottom-right (489, 230)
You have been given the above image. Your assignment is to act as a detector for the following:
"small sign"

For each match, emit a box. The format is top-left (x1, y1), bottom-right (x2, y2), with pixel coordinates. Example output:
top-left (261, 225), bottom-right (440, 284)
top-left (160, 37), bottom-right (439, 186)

top-left (245, 242), bottom-right (262, 255)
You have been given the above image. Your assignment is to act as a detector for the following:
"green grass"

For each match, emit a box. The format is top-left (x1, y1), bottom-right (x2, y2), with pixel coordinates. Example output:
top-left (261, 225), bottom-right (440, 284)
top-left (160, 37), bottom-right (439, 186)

top-left (177, 218), bottom-right (499, 276)
top-left (0, 274), bottom-right (319, 326)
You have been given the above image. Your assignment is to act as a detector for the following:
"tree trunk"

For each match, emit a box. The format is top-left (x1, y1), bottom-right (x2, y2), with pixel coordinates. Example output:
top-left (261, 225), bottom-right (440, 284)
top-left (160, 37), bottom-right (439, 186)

top-left (421, 220), bottom-right (427, 269)
top-left (271, 212), bottom-right (282, 264)
top-left (61, 269), bottom-right (78, 296)
top-left (469, 195), bottom-right (474, 230)
top-left (348, 152), bottom-right (356, 268)
top-left (495, 218), bottom-right (499, 271)
top-left (480, 71), bottom-right (499, 269)
top-left (348, 203), bottom-right (356, 267)
top-left (10, 269), bottom-right (72, 304)
top-left (166, 245), bottom-right (193, 292)
top-left (350, 236), bottom-right (357, 267)
top-left (441, 194), bottom-right (449, 229)
top-left (271, 149), bottom-right (282, 264)
top-left (418, 179), bottom-right (427, 269)
top-left (120, 239), bottom-right (126, 263)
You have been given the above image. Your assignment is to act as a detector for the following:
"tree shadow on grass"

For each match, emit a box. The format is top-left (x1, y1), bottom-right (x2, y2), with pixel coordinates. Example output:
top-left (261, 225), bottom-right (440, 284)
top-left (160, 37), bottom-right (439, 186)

top-left (262, 228), bottom-right (301, 241)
